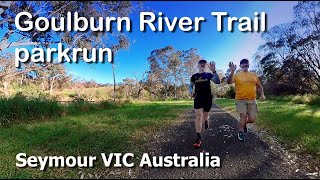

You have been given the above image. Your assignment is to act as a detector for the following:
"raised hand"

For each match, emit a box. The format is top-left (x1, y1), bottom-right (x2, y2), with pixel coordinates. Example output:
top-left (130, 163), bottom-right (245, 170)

top-left (209, 61), bottom-right (216, 72)
top-left (229, 62), bottom-right (237, 72)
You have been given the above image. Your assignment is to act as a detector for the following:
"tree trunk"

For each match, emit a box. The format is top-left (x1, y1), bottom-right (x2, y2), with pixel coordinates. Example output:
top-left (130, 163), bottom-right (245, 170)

top-left (165, 83), bottom-right (168, 99)
top-left (20, 74), bottom-right (23, 92)
top-left (49, 84), bottom-right (53, 95)
top-left (49, 77), bottom-right (55, 96)
top-left (112, 64), bottom-right (116, 102)
top-left (137, 89), bottom-right (142, 99)
top-left (137, 83), bottom-right (142, 99)
top-left (125, 85), bottom-right (128, 99)
top-left (3, 80), bottom-right (9, 97)
top-left (41, 81), bottom-right (45, 92)
top-left (174, 73), bottom-right (177, 99)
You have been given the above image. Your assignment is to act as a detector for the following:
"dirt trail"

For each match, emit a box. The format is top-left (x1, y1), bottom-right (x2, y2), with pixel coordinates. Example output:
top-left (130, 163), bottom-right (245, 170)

top-left (136, 103), bottom-right (306, 179)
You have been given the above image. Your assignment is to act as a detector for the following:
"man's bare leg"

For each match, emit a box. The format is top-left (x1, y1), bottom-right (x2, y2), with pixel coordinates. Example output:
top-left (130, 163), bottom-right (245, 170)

top-left (239, 113), bottom-right (247, 131)
top-left (203, 111), bottom-right (209, 129)
top-left (193, 108), bottom-right (204, 148)
top-left (238, 113), bottom-right (247, 141)
top-left (244, 103), bottom-right (257, 132)
top-left (247, 103), bottom-right (257, 123)
top-left (195, 109), bottom-right (204, 133)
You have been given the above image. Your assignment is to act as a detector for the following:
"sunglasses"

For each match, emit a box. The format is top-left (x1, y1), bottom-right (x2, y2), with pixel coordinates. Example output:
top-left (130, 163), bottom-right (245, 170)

top-left (241, 64), bottom-right (249, 68)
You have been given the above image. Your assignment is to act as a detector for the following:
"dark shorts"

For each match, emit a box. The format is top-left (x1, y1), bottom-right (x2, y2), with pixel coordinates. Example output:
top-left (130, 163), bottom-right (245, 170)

top-left (194, 95), bottom-right (213, 112)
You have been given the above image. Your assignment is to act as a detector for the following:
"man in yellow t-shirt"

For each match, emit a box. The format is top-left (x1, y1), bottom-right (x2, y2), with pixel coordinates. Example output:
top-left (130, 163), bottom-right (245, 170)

top-left (227, 59), bottom-right (266, 141)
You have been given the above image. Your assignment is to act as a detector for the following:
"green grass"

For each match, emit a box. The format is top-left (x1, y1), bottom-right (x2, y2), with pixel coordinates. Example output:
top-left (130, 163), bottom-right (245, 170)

top-left (215, 98), bottom-right (320, 155)
top-left (0, 100), bottom-right (192, 178)
top-left (0, 96), bottom-right (62, 125)
top-left (0, 95), bottom-right (121, 126)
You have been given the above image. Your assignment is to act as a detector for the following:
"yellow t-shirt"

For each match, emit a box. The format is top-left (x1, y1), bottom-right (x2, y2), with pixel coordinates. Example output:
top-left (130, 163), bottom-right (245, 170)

top-left (232, 71), bottom-right (261, 100)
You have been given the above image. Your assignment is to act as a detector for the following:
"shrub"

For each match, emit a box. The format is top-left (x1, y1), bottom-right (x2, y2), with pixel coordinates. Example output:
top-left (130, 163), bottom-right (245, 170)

top-left (225, 86), bottom-right (236, 99)
top-left (99, 101), bottom-right (119, 109)
top-left (289, 94), bottom-right (320, 106)
top-left (303, 94), bottom-right (320, 106)
top-left (291, 95), bottom-right (304, 104)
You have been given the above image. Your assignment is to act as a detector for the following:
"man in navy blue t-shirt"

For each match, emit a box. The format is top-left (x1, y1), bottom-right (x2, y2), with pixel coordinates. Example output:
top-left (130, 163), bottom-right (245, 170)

top-left (189, 59), bottom-right (221, 148)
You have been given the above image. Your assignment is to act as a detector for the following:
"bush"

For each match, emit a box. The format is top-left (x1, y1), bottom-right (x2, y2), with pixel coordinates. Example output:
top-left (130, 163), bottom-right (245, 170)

top-left (66, 101), bottom-right (97, 114)
top-left (290, 94), bottom-right (320, 106)
top-left (291, 95), bottom-right (304, 104)
top-left (124, 99), bottom-right (134, 104)
top-left (225, 86), bottom-right (236, 99)
top-left (303, 94), bottom-right (320, 105)
top-left (99, 100), bottom-right (119, 109)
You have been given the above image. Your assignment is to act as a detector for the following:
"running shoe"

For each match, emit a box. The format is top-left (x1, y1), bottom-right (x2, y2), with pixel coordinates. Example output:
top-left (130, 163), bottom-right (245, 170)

top-left (238, 131), bottom-right (245, 141)
top-left (193, 137), bottom-right (202, 148)
top-left (244, 124), bottom-right (248, 133)
top-left (205, 120), bottom-right (209, 130)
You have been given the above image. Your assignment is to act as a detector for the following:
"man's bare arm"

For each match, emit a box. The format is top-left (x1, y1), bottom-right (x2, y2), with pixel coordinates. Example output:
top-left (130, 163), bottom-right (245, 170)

top-left (257, 84), bottom-right (263, 95)
top-left (227, 70), bottom-right (235, 84)
top-left (257, 83), bottom-right (266, 101)
top-left (189, 82), bottom-right (194, 95)
top-left (211, 72), bottom-right (221, 84)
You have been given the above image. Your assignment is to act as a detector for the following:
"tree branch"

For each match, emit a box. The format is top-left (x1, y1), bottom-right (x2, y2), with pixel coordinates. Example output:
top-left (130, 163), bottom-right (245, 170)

top-left (0, 17), bottom-right (14, 26)
top-left (0, 30), bottom-right (14, 51)
top-left (0, 62), bottom-right (61, 80)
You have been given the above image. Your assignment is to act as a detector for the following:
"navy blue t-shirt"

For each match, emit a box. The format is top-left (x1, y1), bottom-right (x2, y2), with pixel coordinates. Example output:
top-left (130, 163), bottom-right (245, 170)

top-left (191, 72), bottom-right (213, 96)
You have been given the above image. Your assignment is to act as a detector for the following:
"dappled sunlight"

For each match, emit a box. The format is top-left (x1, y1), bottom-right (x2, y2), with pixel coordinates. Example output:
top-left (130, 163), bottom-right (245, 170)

top-left (295, 109), bottom-right (320, 119)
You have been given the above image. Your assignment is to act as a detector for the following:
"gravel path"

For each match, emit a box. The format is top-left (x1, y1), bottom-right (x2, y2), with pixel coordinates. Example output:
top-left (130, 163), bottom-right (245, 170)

top-left (136, 103), bottom-right (306, 179)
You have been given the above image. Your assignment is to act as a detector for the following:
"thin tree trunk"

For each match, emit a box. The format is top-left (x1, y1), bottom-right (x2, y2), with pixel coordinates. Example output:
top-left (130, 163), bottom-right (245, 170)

top-left (41, 81), bottom-right (45, 92)
top-left (3, 80), bottom-right (9, 97)
top-left (125, 85), bottom-right (128, 99)
top-left (165, 82), bottom-right (168, 99)
top-left (112, 64), bottom-right (116, 102)
top-left (137, 82), bottom-right (142, 99)
top-left (174, 73), bottom-right (177, 99)
top-left (20, 74), bottom-right (23, 92)
top-left (49, 79), bottom-right (54, 96)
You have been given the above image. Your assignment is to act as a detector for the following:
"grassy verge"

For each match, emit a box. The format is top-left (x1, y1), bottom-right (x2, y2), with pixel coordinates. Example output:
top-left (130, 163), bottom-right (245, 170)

top-left (215, 98), bottom-right (320, 156)
top-left (0, 100), bottom-right (192, 178)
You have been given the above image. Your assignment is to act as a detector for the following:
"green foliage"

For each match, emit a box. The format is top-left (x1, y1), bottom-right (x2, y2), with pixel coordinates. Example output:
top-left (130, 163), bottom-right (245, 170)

top-left (225, 85), bottom-right (236, 99)
top-left (267, 94), bottom-right (320, 106)
top-left (0, 95), bottom-right (63, 125)
top-left (290, 94), bottom-right (320, 106)
top-left (304, 95), bottom-right (320, 106)
top-left (0, 95), bottom-right (122, 126)
top-left (123, 98), bottom-right (134, 104)
top-left (10, 83), bottom-right (47, 98)
top-left (66, 100), bottom-right (119, 115)
top-left (290, 95), bottom-right (305, 104)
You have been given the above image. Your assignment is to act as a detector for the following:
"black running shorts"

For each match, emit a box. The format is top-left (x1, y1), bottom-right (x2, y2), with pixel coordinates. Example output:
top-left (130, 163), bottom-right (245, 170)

top-left (194, 95), bottom-right (213, 112)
